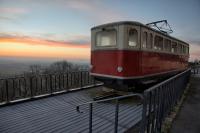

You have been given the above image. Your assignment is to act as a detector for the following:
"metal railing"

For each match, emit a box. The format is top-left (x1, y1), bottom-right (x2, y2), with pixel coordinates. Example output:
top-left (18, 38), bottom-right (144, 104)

top-left (0, 71), bottom-right (100, 105)
top-left (191, 65), bottom-right (200, 74)
top-left (76, 93), bottom-right (144, 133)
top-left (76, 69), bottom-right (191, 133)
top-left (140, 69), bottom-right (190, 133)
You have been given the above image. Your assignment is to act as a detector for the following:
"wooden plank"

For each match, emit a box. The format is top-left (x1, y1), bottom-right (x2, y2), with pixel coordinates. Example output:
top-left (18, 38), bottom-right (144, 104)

top-left (0, 87), bottom-right (142, 133)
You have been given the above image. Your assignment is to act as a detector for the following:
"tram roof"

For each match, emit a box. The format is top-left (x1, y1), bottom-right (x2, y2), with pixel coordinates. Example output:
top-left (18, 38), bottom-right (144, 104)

top-left (91, 21), bottom-right (189, 46)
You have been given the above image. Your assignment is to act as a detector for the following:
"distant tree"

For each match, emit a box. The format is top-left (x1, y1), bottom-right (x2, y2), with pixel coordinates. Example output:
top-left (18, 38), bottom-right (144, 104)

top-left (27, 60), bottom-right (89, 75)
top-left (29, 64), bottom-right (42, 74)
top-left (47, 60), bottom-right (74, 73)
top-left (194, 59), bottom-right (199, 65)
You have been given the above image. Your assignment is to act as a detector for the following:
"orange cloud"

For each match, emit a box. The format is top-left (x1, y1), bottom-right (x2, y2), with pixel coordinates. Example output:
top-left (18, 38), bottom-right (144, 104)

top-left (0, 36), bottom-right (90, 48)
top-left (0, 36), bottom-right (90, 60)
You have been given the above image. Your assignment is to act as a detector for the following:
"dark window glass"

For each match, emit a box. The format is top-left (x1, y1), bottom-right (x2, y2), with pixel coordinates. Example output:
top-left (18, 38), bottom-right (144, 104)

top-left (154, 35), bottom-right (163, 51)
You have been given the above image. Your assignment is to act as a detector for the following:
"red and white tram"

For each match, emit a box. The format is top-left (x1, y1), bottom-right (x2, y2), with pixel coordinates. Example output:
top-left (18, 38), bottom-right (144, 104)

top-left (90, 21), bottom-right (189, 90)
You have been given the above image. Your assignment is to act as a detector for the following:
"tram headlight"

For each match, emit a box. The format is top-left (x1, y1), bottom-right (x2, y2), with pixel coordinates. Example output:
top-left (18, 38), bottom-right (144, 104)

top-left (89, 65), bottom-right (93, 70)
top-left (117, 66), bottom-right (123, 72)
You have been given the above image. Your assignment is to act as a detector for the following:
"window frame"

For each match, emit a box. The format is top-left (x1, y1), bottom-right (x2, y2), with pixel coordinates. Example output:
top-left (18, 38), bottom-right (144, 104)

top-left (171, 41), bottom-right (178, 54)
top-left (177, 43), bottom-right (182, 54)
top-left (95, 28), bottom-right (118, 47)
top-left (127, 28), bottom-right (139, 48)
top-left (164, 38), bottom-right (171, 53)
top-left (147, 32), bottom-right (153, 49)
top-left (154, 35), bottom-right (164, 51)
top-left (142, 31), bottom-right (148, 49)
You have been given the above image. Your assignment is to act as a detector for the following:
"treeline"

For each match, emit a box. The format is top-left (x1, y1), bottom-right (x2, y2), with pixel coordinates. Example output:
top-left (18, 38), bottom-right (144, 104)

top-left (29, 60), bottom-right (89, 75)
top-left (0, 60), bottom-right (89, 78)
top-left (189, 59), bottom-right (200, 67)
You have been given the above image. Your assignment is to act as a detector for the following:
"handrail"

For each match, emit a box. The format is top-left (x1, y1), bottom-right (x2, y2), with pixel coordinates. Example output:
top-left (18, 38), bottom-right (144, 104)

top-left (76, 68), bottom-right (191, 133)
top-left (140, 68), bottom-right (191, 133)
top-left (191, 66), bottom-right (200, 74)
top-left (76, 93), bottom-right (144, 112)
top-left (76, 93), bottom-right (144, 133)
top-left (0, 70), bottom-right (90, 80)
top-left (145, 68), bottom-right (191, 92)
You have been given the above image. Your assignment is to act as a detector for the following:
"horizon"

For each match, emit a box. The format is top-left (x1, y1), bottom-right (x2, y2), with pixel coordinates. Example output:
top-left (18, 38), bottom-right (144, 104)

top-left (0, 0), bottom-right (200, 62)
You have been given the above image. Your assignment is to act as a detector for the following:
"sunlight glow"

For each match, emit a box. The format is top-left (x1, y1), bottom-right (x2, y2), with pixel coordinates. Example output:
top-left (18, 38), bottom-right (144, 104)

top-left (0, 41), bottom-right (90, 60)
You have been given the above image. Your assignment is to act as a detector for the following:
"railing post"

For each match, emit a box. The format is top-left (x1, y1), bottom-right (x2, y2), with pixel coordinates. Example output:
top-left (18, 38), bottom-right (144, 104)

top-left (19, 78), bottom-right (22, 97)
top-left (45, 76), bottom-right (48, 92)
top-left (58, 74), bottom-right (61, 90)
top-left (66, 73), bottom-right (69, 90)
top-left (11, 79), bottom-right (15, 100)
top-left (5, 79), bottom-right (9, 103)
top-left (140, 92), bottom-right (148, 133)
top-left (114, 100), bottom-right (119, 133)
top-left (87, 71), bottom-right (89, 85)
top-left (35, 77), bottom-right (38, 95)
top-left (54, 74), bottom-right (57, 90)
top-left (62, 74), bottom-right (65, 89)
top-left (40, 77), bottom-right (43, 93)
top-left (89, 103), bottom-right (93, 133)
top-left (80, 71), bottom-right (82, 89)
top-left (50, 75), bottom-right (53, 94)
top-left (30, 76), bottom-right (33, 97)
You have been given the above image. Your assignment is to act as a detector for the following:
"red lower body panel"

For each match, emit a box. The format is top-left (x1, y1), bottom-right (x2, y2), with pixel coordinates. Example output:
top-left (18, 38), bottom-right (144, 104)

top-left (91, 50), bottom-right (188, 78)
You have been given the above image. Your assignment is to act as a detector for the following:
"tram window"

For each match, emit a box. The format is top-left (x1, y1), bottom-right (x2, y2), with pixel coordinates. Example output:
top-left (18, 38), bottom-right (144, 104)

top-left (183, 45), bottom-right (186, 54)
top-left (147, 33), bottom-right (153, 49)
top-left (96, 29), bottom-right (117, 46)
top-left (171, 42), bottom-right (177, 53)
top-left (164, 39), bottom-right (171, 52)
top-left (178, 43), bottom-right (182, 54)
top-left (181, 45), bottom-right (183, 54)
top-left (185, 46), bottom-right (189, 55)
top-left (142, 32), bottom-right (147, 48)
top-left (154, 35), bottom-right (163, 51)
top-left (128, 29), bottom-right (138, 47)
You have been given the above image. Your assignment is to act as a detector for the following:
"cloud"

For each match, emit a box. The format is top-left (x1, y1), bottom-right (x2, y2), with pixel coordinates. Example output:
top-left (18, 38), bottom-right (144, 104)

top-left (0, 16), bottom-right (14, 21)
top-left (0, 33), bottom-right (90, 48)
top-left (0, 7), bottom-right (28, 22)
top-left (0, 7), bottom-right (27, 14)
top-left (65, 0), bottom-right (126, 24)
top-left (65, 34), bottom-right (90, 45)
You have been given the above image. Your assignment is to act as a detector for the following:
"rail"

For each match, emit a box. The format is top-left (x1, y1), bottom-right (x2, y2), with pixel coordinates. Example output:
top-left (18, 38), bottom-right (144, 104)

top-left (76, 69), bottom-right (191, 133)
top-left (191, 65), bottom-right (200, 74)
top-left (76, 93), bottom-right (144, 133)
top-left (0, 71), bottom-right (101, 105)
top-left (140, 69), bottom-right (190, 133)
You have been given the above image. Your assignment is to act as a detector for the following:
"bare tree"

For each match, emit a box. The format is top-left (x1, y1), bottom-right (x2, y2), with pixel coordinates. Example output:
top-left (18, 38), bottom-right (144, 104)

top-left (27, 60), bottom-right (89, 75)
top-left (29, 64), bottom-right (42, 74)
top-left (48, 60), bottom-right (74, 73)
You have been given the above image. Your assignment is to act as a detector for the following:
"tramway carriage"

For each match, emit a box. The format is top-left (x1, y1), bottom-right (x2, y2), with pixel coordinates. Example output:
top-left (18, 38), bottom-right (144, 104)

top-left (90, 21), bottom-right (189, 91)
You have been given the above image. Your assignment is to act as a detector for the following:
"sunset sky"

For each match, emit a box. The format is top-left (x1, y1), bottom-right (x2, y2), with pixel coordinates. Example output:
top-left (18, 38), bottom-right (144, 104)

top-left (0, 0), bottom-right (200, 61)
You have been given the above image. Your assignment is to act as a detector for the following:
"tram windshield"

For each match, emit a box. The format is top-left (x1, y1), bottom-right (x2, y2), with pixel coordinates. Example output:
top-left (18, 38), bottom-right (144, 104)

top-left (96, 29), bottom-right (117, 46)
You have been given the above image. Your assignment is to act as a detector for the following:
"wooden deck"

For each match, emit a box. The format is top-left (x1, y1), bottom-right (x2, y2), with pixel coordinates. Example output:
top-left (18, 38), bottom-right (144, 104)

top-left (0, 87), bottom-right (142, 133)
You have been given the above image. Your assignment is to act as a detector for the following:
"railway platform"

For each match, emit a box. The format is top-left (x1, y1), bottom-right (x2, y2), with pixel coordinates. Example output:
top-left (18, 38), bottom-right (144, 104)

top-left (170, 74), bottom-right (200, 133)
